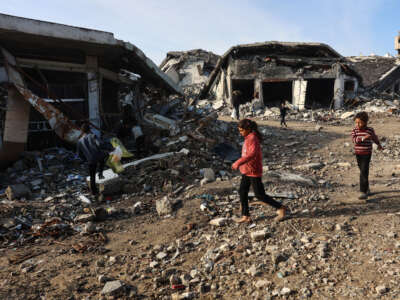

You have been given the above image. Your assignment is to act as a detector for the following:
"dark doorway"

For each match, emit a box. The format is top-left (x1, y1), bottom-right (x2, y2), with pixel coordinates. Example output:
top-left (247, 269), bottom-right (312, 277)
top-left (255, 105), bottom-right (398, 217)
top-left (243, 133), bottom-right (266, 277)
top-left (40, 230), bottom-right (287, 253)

top-left (305, 79), bottom-right (335, 109)
top-left (262, 81), bottom-right (292, 107)
top-left (231, 79), bottom-right (254, 104)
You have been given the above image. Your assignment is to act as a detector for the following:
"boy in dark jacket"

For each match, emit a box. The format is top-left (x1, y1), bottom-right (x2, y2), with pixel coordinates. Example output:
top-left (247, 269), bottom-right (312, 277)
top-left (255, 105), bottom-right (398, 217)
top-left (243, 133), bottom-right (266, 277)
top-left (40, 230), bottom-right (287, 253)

top-left (232, 90), bottom-right (242, 120)
top-left (77, 123), bottom-right (108, 196)
top-left (351, 112), bottom-right (383, 199)
top-left (280, 102), bottom-right (288, 127)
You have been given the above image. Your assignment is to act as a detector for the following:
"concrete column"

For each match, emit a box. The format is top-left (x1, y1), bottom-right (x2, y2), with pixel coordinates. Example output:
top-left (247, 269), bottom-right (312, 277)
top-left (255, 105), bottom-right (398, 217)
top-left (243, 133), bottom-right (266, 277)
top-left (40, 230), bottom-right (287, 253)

top-left (254, 79), bottom-right (263, 106)
top-left (86, 56), bottom-right (101, 136)
top-left (0, 87), bottom-right (31, 166)
top-left (227, 65), bottom-right (233, 107)
top-left (0, 47), bottom-right (30, 166)
top-left (293, 79), bottom-right (307, 110)
top-left (333, 75), bottom-right (344, 109)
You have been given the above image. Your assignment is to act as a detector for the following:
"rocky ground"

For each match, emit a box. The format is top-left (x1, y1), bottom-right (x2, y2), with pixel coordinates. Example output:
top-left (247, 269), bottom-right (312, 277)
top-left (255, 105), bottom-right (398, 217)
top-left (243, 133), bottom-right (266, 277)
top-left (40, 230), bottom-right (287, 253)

top-left (2, 114), bottom-right (400, 299)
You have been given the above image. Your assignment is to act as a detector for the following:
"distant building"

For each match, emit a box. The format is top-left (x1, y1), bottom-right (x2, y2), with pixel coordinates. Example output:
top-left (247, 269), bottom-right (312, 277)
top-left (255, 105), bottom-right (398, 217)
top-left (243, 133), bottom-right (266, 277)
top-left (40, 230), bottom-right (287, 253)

top-left (200, 41), bottom-right (361, 110)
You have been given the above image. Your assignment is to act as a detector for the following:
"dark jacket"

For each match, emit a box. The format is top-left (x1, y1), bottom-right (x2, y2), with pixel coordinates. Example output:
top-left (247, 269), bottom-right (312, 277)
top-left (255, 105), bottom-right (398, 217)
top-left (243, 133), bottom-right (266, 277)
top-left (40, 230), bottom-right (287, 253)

top-left (280, 106), bottom-right (287, 116)
top-left (77, 134), bottom-right (107, 164)
top-left (232, 90), bottom-right (242, 108)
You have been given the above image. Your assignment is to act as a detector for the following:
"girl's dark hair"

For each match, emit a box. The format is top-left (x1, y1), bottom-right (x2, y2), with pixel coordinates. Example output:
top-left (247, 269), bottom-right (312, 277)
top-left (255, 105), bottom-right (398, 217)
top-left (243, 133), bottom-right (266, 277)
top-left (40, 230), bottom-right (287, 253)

top-left (354, 111), bottom-right (368, 123)
top-left (238, 118), bottom-right (263, 141)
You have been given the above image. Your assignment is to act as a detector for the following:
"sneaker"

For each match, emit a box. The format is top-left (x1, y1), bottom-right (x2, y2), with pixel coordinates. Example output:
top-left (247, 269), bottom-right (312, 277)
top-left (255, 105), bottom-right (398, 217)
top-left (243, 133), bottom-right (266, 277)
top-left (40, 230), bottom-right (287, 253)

top-left (358, 193), bottom-right (368, 200)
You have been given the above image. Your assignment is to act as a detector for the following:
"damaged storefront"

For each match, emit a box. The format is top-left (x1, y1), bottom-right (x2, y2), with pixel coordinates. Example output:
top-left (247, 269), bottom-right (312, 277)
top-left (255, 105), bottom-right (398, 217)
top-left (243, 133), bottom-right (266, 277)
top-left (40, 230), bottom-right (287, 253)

top-left (200, 42), bottom-right (360, 111)
top-left (0, 13), bottom-right (182, 167)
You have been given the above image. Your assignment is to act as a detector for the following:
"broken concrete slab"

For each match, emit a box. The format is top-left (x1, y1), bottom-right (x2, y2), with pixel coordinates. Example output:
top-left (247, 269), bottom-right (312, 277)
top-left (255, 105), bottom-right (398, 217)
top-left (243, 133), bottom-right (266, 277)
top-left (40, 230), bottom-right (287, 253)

top-left (294, 162), bottom-right (324, 170)
top-left (209, 217), bottom-right (228, 226)
top-left (156, 196), bottom-right (173, 216)
top-left (340, 111), bottom-right (355, 119)
top-left (266, 171), bottom-right (317, 186)
top-left (144, 113), bottom-right (180, 136)
top-left (250, 230), bottom-right (269, 241)
top-left (100, 280), bottom-right (126, 296)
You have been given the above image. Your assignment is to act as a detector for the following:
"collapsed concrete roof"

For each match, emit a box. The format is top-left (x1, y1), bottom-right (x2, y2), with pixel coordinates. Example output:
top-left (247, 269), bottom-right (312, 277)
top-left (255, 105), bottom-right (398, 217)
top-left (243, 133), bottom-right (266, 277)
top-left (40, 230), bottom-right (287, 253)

top-left (159, 49), bottom-right (220, 94)
top-left (159, 49), bottom-right (220, 70)
top-left (346, 55), bottom-right (400, 91)
top-left (199, 41), bottom-right (344, 98)
top-left (0, 13), bottom-right (182, 95)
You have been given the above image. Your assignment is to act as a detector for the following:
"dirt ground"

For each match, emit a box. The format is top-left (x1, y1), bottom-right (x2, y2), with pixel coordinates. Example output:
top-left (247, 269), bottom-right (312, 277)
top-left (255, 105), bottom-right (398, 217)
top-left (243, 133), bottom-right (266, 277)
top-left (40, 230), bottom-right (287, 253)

top-left (2, 115), bottom-right (400, 299)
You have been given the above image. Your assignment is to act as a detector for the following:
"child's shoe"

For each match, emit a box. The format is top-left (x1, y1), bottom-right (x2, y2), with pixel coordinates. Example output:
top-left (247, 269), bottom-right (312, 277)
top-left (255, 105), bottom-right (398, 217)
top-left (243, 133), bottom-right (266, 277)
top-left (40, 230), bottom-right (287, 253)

top-left (358, 193), bottom-right (368, 200)
top-left (235, 216), bottom-right (252, 223)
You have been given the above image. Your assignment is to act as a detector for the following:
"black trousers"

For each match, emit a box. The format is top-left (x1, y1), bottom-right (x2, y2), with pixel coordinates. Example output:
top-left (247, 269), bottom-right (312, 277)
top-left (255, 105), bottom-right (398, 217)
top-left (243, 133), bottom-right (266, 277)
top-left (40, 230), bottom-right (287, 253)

top-left (280, 114), bottom-right (287, 126)
top-left (239, 175), bottom-right (282, 216)
top-left (234, 104), bottom-right (240, 120)
top-left (88, 156), bottom-right (106, 195)
top-left (356, 154), bottom-right (371, 193)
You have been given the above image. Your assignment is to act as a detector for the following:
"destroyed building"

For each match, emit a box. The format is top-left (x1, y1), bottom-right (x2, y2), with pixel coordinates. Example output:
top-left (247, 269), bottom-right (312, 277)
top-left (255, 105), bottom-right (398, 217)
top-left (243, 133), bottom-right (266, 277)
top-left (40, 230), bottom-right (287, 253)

top-left (159, 49), bottom-right (220, 97)
top-left (347, 55), bottom-right (400, 95)
top-left (199, 42), bottom-right (361, 110)
top-left (0, 13), bottom-right (182, 167)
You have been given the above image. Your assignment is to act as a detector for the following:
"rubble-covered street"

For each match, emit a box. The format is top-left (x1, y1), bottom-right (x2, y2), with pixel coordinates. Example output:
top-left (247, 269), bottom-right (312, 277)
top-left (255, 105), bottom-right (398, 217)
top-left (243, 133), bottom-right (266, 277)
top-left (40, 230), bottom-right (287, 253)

top-left (2, 5), bottom-right (400, 300)
top-left (2, 111), bottom-right (400, 299)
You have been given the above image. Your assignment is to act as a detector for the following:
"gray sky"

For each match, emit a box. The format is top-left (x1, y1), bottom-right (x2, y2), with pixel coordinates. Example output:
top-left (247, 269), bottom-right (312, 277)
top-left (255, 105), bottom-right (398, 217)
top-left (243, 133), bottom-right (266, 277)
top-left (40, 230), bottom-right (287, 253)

top-left (1, 0), bottom-right (399, 64)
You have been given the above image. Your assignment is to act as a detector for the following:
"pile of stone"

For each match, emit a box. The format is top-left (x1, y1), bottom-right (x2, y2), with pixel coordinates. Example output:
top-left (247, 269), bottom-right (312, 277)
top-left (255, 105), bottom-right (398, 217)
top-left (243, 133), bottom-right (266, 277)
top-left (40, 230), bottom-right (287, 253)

top-left (205, 95), bottom-right (400, 125)
top-left (0, 101), bottom-right (242, 247)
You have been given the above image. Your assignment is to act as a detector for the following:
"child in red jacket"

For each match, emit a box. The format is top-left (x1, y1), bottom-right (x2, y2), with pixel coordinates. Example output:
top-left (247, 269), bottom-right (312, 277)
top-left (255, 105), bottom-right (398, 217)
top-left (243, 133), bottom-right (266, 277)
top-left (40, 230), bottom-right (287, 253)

top-left (232, 119), bottom-right (286, 223)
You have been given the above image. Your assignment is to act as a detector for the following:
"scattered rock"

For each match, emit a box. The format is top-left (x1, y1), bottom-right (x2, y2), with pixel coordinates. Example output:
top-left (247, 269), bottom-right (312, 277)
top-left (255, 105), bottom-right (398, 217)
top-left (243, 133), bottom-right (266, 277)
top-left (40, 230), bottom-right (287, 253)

top-left (250, 230), bottom-right (269, 241)
top-left (209, 217), bottom-right (228, 226)
top-left (156, 196), bottom-right (173, 216)
top-left (375, 285), bottom-right (388, 295)
top-left (100, 280), bottom-right (126, 296)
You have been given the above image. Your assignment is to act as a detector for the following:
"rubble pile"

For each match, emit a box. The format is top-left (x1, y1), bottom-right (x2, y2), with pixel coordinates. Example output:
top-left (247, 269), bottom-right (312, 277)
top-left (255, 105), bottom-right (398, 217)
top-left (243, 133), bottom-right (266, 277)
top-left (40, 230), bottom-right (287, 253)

top-left (3, 97), bottom-right (400, 298)
top-left (199, 94), bottom-right (400, 126)
top-left (0, 101), bottom-right (242, 247)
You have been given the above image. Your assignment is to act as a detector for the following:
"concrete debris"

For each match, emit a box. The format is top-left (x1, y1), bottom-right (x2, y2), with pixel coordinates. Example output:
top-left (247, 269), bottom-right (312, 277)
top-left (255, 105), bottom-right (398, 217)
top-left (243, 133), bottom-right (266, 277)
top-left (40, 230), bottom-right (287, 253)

top-left (202, 168), bottom-right (215, 183)
top-left (250, 229), bottom-right (269, 241)
top-left (209, 217), bottom-right (228, 227)
top-left (160, 49), bottom-right (220, 98)
top-left (266, 171), bottom-right (317, 186)
top-left (144, 113), bottom-right (180, 136)
top-left (100, 280), bottom-right (126, 296)
top-left (3, 14), bottom-right (400, 300)
top-left (156, 196), bottom-right (173, 216)
top-left (375, 285), bottom-right (388, 295)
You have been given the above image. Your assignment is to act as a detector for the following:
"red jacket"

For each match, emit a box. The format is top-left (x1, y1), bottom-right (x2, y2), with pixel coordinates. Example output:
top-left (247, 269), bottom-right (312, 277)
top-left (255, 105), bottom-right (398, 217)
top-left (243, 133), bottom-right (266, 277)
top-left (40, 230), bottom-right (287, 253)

top-left (233, 132), bottom-right (263, 177)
